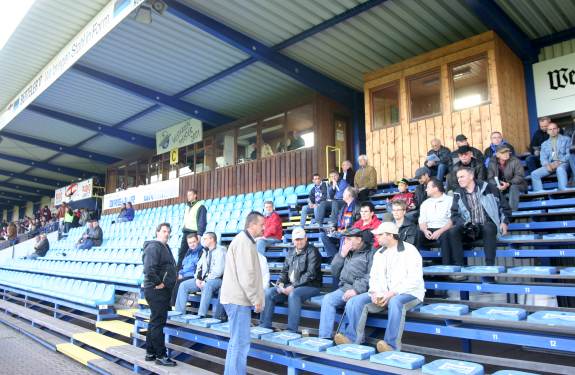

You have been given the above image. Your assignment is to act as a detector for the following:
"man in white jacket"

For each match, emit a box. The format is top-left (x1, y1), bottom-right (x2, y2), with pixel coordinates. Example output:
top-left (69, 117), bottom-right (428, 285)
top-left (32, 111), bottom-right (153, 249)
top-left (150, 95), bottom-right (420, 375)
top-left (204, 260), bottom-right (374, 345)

top-left (334, 222), bottom-right (425, 352)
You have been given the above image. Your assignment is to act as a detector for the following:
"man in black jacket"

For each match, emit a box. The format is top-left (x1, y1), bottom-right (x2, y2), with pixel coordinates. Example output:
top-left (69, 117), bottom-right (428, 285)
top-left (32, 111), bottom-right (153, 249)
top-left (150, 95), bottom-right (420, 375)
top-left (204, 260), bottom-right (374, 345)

top-left (143, 223), bottom-right (177, 366)
top-left (300, 174), bottom-right (329, 226)
top-left (526, 117), bottom-right (551, 174)
top-left (424, 138), bottom-right (451, 181)
top-left (447, 146), bottom-right (486, 192)
top-left (410, 167), bottom-right (430, 221)
top-left (450, 134), bottom-right (484, 165)
top-left (29, 233), bottom-right (49, 259)
top-left (391, 201), bottom-right (417, 245)
top-left (259, 227), bottom-right (321, 332)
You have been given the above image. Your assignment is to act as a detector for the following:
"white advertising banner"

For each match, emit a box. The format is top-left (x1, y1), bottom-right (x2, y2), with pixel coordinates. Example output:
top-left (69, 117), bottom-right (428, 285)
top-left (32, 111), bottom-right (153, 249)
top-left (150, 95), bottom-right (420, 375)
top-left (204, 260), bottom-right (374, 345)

top-left (156, 118), bottom-right (202, 155)
top-left (533, 52), bottom-right (575, 117)
top-left (103, 178), bottom-right (180, 210)
top-left (0, 0), bottom-right (145, 130)
top-left (55, 179), bottom-right (94, 205)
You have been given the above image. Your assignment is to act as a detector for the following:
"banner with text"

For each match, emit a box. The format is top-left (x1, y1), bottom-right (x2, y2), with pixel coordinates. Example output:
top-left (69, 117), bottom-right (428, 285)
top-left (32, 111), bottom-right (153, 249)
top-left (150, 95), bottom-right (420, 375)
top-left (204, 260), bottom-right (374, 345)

top-left (533, 52), bottom-right (575, 117)
top-left (156, 118), bottom-right (202, 155)
top-left (0, 0), bottom-right (144, 130)
top-left (55, 179), bottom-right (94, 206)
top-left (103, 178), bottom-right (180, 210)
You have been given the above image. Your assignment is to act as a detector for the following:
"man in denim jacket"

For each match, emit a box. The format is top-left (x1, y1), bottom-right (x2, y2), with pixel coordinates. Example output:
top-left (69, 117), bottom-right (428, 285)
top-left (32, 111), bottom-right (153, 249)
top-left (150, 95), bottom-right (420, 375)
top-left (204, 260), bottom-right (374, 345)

top-left (531, 123), bottom-right (571, 192)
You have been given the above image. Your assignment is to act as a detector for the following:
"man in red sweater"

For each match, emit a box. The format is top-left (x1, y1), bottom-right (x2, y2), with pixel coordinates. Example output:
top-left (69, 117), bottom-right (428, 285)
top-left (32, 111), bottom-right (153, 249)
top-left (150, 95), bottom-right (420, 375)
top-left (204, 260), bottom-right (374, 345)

top-left (256, 201), bottom-right (283, 255)
top-left (353, 202), bottom-right (381, 248)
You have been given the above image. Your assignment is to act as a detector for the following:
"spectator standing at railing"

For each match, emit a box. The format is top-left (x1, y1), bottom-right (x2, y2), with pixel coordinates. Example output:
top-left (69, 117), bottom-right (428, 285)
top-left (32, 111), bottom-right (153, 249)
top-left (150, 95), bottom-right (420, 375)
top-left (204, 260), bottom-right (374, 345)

top-left (487, 145), bottom-right (527, 211)
top-left (340, 160), bottom-right (355, 186)
top-left (354, 155), bottom-right (377, 203)
top-left (63, 205), bottom-right (74, 234)
top-left (178, 189), bottom-right (207, 269)
top-left (255, 201), bottom-right (283, 255)
top-left (531, 122), bottom-right (572, 192)
top-left (299, 173), bottom-right (329, 226)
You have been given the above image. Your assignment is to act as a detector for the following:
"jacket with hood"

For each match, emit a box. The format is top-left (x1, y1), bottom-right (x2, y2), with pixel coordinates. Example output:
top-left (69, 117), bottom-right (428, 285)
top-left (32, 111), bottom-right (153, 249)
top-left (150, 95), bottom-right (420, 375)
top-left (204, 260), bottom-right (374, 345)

top-left (330, 242), bottom-right (374, 293)
top-left (142, 240), bottom-right (177, 289)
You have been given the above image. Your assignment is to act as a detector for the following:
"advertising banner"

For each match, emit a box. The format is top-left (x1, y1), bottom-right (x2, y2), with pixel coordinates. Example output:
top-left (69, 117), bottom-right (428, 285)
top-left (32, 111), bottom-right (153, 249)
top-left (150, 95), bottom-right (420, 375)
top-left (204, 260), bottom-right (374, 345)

top-left (54, 178), bottom-right (93, 205)
top-left (102, 178), bottom-right (180, 210)
top-left (533, 52), bottom-right (575, 117)
top-left (156, 118), bottom-right (202, 155)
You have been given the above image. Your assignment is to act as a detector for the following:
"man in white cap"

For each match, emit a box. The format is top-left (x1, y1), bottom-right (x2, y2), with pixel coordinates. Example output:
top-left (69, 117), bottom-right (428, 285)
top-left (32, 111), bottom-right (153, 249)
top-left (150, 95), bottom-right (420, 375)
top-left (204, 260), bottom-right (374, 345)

top-left (334, 222), bottom-right (425, 353)
top-left (258, 227), bottom-right (322, 332)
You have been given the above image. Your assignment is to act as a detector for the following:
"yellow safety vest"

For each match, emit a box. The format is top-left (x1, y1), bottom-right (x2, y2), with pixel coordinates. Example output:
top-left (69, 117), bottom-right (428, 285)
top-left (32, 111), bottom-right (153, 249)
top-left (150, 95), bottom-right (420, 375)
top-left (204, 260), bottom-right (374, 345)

top-left (183, 200), bottom-right (204, 231)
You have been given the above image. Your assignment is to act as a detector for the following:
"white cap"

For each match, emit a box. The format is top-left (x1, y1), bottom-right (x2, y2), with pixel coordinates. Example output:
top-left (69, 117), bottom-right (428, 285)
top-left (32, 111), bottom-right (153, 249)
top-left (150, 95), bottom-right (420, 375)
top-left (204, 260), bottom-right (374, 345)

top-left (292, 227), bottom-right (306, 240)
top-left (371, 222), bottom-right (398, 235)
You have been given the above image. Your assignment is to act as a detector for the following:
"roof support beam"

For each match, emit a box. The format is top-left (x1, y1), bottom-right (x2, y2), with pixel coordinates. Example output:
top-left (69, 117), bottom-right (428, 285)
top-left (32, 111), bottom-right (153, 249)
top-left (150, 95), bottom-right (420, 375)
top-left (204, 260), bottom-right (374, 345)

top-left (0, 152), bottom-right (91, 179)
top-left (0, 132), bottom-right (120, 164)
top-left (0, 182), bottom-right (52, 196)
top-left (533, 26), bottom-right (575, 49)
top-left (0, 192), bottom-right (37, 202)
top-left (165, 0), bottom-right (358, 106)
top-left (27, 105), bottom-right (156, 149)
top-left (71, 65), bottom-right (234, 127)
top-left (0, 169), bottom-right (67, 188)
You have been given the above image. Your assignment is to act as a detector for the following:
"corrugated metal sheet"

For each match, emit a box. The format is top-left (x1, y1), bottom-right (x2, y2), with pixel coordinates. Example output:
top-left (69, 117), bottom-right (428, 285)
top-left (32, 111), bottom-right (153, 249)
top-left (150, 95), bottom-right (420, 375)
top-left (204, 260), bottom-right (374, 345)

top-left (0, 137), bottom-right (59, 161)
top-left (25, 168), bottom-right (79, 182)
top-left (49, 154), bottom-right (108, 174)
top-left (283, 0), bottom-right (486, 89)
top-left (79, 11), bottom-right (250, 96)
top-left (0, 0), bottom-right (109, 109)
top-left (538, 38), bottom-right (575, 61)
top-left (121, 107), bottom-right (191, 136)
top-left (0, 160), bottom-right (31, 173)
top-left (496, 0), bottom-right (575, 40)
top-left (34, 70), bottom-right (153, 126)
top-left (81, 136), bottom-right (150, 159)
top-left (7, 179), bottom-right (57, 190)
top-left (0, 186), bottom-right (28, 195)
top-left (183, 62), bottom-right (313, 118)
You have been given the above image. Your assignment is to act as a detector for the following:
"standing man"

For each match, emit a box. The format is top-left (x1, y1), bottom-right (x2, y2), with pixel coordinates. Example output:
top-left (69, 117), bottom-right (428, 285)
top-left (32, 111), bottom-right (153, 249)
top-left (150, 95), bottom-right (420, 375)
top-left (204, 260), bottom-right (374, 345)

top-left (328, 170), bottom-right (349, 224)
top-left (256, 201), bottom-right (283, 255)
top-left (300, 173), bottom-right (329, 226)
top-left (354, 155), bottom-right (377, 203)
top-left (531, 122), bottom-right (571, 192)
top-left (179, 189), bottom-right (207, 269)
top-left (142, 223), bottom-right (177, 366)
top-left (340, 160), bottom-right (355, 186)
top-left (220, 212), bottom-right (265, 375)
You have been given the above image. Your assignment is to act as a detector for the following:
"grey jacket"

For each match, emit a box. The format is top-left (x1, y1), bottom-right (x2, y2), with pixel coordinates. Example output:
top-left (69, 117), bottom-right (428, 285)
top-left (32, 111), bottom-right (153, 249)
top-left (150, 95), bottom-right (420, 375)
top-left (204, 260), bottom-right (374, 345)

top-left (330, 243), bottom-right (374, 293)
top-left (195, 245), bottom-right (227, 281)
top-left (487, 156), bottom-right (528, 192)
top-left (451, 181), bottom-right (511, 235)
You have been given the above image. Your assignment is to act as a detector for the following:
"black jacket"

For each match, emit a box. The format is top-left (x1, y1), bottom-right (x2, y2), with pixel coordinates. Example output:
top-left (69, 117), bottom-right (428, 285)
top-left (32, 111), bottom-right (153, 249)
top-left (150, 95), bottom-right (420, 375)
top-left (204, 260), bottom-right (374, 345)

top-left (278, 243), bottom-right (322, 288)
top-left (450, 147), bottom-right (484, 166)
top-left (413, 184), bottom-right (427, 210)
top-left (331, 243), bottom-right (374, 293)
top-left (340, 169), bottom-right (355, 187)
top-left (529, 129), bottom-right (549, 154)
top-left (447, 158), bottom-right (486, 191)
top-left (34, 238), bottom-right (50, 257)
top-left (307, 183), bottom-right (328, 205)
top-left (425, 146), bottom-right (451, 167)
top-left (142, 240), bottom-right (177, 290)
top-left (397, 218), bottom-right (418, 245)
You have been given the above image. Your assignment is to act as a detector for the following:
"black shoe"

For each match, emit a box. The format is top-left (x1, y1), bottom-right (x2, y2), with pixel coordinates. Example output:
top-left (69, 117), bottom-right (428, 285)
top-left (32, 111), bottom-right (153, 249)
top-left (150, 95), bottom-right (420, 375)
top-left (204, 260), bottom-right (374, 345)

top-left (155, 356), bottom-right (177, 366)
top-left (145, 354), bottom-right (156, 361)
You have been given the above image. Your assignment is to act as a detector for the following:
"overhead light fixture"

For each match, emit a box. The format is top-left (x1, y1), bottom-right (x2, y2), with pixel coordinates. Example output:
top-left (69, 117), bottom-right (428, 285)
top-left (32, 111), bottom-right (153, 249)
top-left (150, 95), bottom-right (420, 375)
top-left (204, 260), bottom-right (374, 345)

top-left (134, 3), bottom-right (152, 24)
top-left (0, 0), bottom-right (36, 50)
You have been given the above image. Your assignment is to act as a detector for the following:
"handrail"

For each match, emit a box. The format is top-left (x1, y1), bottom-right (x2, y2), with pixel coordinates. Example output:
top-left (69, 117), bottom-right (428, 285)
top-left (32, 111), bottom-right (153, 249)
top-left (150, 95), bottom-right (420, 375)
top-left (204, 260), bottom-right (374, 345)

top-left (324, 145), bottom-right (341, 177)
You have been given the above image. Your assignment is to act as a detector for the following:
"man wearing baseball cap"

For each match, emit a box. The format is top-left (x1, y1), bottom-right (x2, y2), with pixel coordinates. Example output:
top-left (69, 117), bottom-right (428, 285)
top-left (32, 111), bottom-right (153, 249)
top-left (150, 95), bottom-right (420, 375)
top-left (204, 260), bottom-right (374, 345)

top-left (259, 227), bottom-right (322, 333)
top-left (450, 134), bottom-right (483, 165)
top-left (334, 222), bottom-right (425, 352)
top-left (318, 228), bottom-right (374, 340)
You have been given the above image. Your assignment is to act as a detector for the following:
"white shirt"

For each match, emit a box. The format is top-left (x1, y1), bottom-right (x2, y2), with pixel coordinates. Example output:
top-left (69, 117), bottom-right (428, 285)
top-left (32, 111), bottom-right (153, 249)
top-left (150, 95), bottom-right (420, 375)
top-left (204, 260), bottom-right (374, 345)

top-left (258, 253), bottom-right (270, 290)
top-left (369, 241), bottom-right (425, 302)
top-left (418, 193), bottom-right (453, 229)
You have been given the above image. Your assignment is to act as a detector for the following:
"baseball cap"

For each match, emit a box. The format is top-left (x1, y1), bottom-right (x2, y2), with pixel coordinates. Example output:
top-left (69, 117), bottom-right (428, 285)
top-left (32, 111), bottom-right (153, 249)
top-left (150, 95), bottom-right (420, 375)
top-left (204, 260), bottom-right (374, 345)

top-left (396, 178), bottom-right (409, 185)
top-left (341, 228), bottom-right (373, 244)
top-left (496, 144), bottom-right (511, 153)
top-left (414, 167), bottom-right (430, 179)
top-left (455, 134), bottom-right (467, 142)
top-left (292, 227), bottom-right (306, 240)
top-left (456, 145), bottom-right (472, 154)
top-left (371, 222), bottom-right (399, 235)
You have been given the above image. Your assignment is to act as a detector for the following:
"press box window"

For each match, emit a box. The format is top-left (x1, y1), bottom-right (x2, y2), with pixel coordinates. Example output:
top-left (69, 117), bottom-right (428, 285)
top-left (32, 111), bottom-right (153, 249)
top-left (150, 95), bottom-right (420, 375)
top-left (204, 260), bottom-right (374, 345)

top-left (409, 70), bottom-right (441, 121)
top-left (371, 82), bottom-right (399, 130)
top-left (451, 56), bottom-right (489, 111)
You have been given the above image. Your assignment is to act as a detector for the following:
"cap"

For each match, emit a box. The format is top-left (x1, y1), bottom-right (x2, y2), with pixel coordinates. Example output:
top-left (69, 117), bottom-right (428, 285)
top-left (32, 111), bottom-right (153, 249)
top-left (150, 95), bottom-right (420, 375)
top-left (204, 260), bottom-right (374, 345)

top-left (341, 227), bottom-right (364, 237)
top-left (292, 227), bottom-right (306, 240)
top-left (414, 167), bottom-right (430, 179)
top-left (456, 145), bottom-right (472, 154)
top-left (396, 178), bottom-right (409, 185)
top-left (455, 134), bottom-right (467, 142)
top-left (372, 222), bottom-right (399, 235)
top-left (496, 144), bottom-right (511, 153)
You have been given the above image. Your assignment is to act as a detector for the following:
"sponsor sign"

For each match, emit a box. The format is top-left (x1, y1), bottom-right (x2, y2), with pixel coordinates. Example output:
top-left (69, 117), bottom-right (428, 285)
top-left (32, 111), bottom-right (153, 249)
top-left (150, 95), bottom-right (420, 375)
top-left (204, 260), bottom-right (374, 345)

top-left (55, 179), bottom-right (94, 205)
top-left (156, 118), bottom-right (202, 155)
top-left (533, 52), bottom-right (575, 116)
top-left (102, 178), bottom-right (179, 209)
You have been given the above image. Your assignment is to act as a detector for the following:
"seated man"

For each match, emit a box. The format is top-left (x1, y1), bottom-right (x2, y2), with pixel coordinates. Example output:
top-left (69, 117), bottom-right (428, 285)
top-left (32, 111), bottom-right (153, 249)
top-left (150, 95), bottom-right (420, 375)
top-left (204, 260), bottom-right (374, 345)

top-left (174, 232), bottom-right (226, 318)
top-left (119, 202), bottom-right (135, 222)
top-left (354, 155), bottom-right (377, 203)
top-left (450, 134), bottom-right (483, 165)
top-left (318, 228), bottom-right (374, 340)
top-left (424, 138), bottom-right (451, 181)
top-left (28, 233), bottom-right (49, 259)
top-left (300, 174), bottom-right (329, 226)
top-left (320, 187), bottom-right (360, 258)
top-left (256, 201), bottom-right (283, 255)
top-left (526, 117), bottom-right (551, 174)
top-left (448, 168), bottom-right (510, 266)
top-left (76, 219), bottom-right (103, 250)
top-left (259, 227), bottom-right (321, 333)
top-left (328, 170), bottom-right (348, 225)
top-left (417, 178), bottom-right (453, 264)
top-left (391, 201), bottom-right (417, 245)
top-left (447, 145), bottom-right (486, 192)
top-left (115, 203), bottom-right (128, 223)
top-left (352, 202), bottom-right (381, 248)
top-left (334, 222), bottom-right (424, 352)
top-left (411, 168), bottom-right (430, 221)
top-left (170, 233), bottom-right (203, 306)
top-left (483, 131), bottom-right (515, 167)
top-left (531, 122), bottom-right (571, 192)
top-left (487, 145), bottom-right (527, 211)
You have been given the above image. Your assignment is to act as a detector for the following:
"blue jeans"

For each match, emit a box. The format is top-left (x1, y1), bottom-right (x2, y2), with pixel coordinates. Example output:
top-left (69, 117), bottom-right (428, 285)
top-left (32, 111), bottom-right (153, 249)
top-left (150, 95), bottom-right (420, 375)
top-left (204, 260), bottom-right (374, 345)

top-left (256, 238), bottom-right (281, 255)
top-left (526, 154), bottom-right (540, 174)
top-left (224, 304), bottom-right (252, 375)
top-left (570, 154), bottom-right (575, 181)
top-left (318, 288), bottom-right (347, 338)
top-left (531, 162), bottom-right (569, 191)
top-left (77, 239), bottom-right (94, 250)
top-left (259, 286), bottom-right (320, 332)
top-left (175, 278), bottom-right (224, 318)
top-left (320, 232), bottom-right (341, 258)
top-left (300, 202), bottom-right (329, 226)
top-left (341, 293), bottom-right (419, 349)
top-left (429, 163), bottom-right (448, 181)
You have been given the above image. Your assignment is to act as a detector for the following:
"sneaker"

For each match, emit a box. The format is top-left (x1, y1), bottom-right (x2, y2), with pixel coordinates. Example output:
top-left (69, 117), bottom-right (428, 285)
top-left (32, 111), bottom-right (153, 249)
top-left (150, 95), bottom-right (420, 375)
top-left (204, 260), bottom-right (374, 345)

top-left (155, 356), bottom-right (177, 367)
top-left (334, 333), bottom-right (351, 345)
top-left (145, 354), bottom-right (156, 361)
top-left (376, 340), bottom-right (393, 353)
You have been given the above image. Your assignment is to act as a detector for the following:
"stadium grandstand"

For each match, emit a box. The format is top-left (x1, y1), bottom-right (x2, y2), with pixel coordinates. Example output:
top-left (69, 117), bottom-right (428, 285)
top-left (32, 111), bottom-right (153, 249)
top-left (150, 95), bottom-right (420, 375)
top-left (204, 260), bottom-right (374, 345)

top-left (1, 0), bottom-right (575, 374)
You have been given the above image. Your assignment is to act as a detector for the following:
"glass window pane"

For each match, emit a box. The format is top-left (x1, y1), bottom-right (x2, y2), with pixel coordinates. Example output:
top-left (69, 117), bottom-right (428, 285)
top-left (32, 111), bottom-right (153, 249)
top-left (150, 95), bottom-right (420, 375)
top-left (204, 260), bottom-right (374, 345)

top-left (372, 82), bottom-right (399, 129)
top-left (214, 130), bottom-right (235, 168)
top-left (237, 122), bottom-right (258, 162)
top-left (287, 104), bottom-right (313, 150)
top-left (262, 114), bottom-right (285, 155)
top-left (451, 56), bottom-right (489, 111)
top-left (409, 70), bottom-right (441, 120)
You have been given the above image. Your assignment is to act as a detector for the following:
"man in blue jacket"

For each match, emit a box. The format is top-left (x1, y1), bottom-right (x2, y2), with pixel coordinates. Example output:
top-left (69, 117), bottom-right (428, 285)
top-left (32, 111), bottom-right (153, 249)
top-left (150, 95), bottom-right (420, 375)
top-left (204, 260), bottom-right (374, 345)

top-left (300, 173), bottom-right (328, 226)
top-left (531, 123), bottom-right (571, 192)
top-left (170, 233), bottom-right (202, 306)
top-left (327, 170), bottom-right (348, 225)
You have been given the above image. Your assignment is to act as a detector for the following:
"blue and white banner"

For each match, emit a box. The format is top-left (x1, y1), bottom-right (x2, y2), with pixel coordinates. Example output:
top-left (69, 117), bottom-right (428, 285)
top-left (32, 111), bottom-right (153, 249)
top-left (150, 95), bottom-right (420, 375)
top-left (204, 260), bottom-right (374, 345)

top-left (0, 0), bottom-right (144, 130)
top-left (156, 118), bottom-right (203, 155)
top-left (103, 177), bottom-right (180, 210)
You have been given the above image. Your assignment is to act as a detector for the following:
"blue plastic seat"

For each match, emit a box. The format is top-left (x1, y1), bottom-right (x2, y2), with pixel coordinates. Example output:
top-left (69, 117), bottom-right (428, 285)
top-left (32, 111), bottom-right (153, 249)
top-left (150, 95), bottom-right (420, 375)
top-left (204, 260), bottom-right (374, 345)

top-left (263, 190), bottom-right (273, 199)
top-left (286, 194), bottom-right (298, 206)
top-left (244, 192), bottom-right (254, 201)
top-left (230, 210), bottom-right (241, 220)
top-left (233, 201), bottom-right (243, 210)
top-left (305, 183), bottom-right (314, 194)
top-left (273, 188), bottom-right (284, 198)
top-left (243, 200), bottom-right (254, 209)
top-left (294, 184), bottom-right (307, 195)
top-left (274, 196), bottom-right (287, 207)
top-left (283, 186), bottom-right (295, 197)
top-left (227, 195), bottom-right (237, 204)
top-left (225, 220), bottom-right (239, 233)
top-left (253, 191), bottom-right (263, 200)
